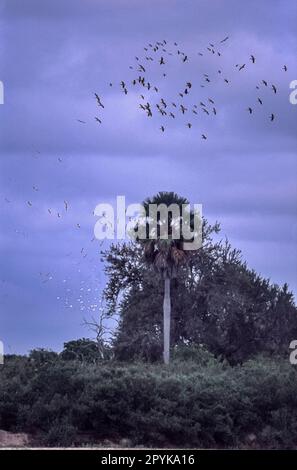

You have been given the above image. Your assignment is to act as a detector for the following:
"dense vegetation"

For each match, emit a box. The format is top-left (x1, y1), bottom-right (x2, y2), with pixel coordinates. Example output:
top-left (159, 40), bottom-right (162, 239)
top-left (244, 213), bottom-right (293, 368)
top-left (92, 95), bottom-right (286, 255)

top-left (103, 217), bottom-right (297, 364)
top-left (0, 347), bottom-right (296, 448)
top-left (2, 199), bottom-right (296, 448)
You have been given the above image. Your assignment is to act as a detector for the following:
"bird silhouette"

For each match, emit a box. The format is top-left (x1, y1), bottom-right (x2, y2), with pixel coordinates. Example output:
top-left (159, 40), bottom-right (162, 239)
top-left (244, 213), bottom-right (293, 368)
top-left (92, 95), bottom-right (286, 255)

top-left (201, 134), bottom-right (207, 140)
top-left (250, 55), bottom-right (255, 63)
top-left (258, 98), bottom-right (263, 105)
top-left (220, 36), bottom-right (229, 43)
top-left (239, 64), bottom-right (246, 71)
top-left (94, 93), bottom-right (104, 108)
top-left (95, 117), bottom-right (102, 124)
top-left (248, 107), bottom-right (253, 114)
top-left (283, 65), bottom-right (287, 71)
top-left (272, 84), bottom-right (277, 94)
top-left (262, 80), bottom-right (268, 87)
top-left (270, 113), bottom-right (275, 121)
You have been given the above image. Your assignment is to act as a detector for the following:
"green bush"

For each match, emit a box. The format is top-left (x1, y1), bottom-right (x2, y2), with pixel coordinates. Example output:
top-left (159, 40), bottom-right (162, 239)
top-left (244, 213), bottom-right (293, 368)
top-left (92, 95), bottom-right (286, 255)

top-left (0, 353), bottom-right (296, 448)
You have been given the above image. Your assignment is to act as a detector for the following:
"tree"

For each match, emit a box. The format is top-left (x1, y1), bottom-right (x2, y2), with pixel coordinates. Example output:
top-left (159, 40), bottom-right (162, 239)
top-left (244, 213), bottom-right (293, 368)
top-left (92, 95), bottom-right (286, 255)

top-left (139, 192), bottom-right (199, 364)
top-left (102, 213), bottom-right (297, 364)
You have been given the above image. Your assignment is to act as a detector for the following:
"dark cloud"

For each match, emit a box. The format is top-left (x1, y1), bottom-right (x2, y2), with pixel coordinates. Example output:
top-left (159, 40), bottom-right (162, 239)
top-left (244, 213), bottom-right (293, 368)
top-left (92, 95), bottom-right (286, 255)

top-left (0, 0), bottom-right (297, 353)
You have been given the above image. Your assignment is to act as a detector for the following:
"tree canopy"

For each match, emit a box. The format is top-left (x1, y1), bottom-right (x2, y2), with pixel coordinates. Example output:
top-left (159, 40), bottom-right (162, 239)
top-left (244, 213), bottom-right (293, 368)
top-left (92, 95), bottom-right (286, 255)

top-left (102, 217), bottom-right (297, 363)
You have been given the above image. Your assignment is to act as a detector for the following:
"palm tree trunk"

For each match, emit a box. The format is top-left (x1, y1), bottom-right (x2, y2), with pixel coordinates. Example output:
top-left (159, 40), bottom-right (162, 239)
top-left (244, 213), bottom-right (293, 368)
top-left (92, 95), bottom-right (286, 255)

top-left (163, 276), bottom-right (171, 364)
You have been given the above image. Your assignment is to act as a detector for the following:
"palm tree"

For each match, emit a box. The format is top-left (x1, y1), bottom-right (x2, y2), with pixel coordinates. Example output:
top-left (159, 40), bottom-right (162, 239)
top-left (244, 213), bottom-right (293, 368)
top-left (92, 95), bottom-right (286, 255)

top-left (138, 192), bottom-right (198, 364)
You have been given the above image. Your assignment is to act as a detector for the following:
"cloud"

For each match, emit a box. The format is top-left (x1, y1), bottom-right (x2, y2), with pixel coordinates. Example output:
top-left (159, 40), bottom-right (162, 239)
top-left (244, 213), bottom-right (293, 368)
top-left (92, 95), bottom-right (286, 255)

top-left (1, 0), bottom-right (297, 353)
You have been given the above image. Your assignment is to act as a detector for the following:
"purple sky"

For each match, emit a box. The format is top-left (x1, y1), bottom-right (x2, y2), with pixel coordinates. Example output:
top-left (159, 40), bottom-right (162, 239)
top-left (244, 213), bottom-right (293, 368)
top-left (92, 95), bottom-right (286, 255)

top-left (0, 0), bottom-right (297, 354)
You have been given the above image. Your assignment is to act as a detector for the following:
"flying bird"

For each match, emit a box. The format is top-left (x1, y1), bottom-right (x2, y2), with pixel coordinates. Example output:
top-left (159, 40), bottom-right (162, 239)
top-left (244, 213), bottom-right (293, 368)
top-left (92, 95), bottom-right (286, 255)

top-left (258, 98), bottom-right (263, 105)
top-left (220, 36), bottom-right (229, 43)
top-left (272, 84), bottom-right (277, 94)
top-left (248, 107), bottom-right (253, 114)
top-left (250, 55), bottom-right (255, 63)
top-left (94, 93), bottom-right (104, 108)
top-left (201, 134), bottom-right (207, 140)
top-left (270, 113), bottom-right (275, 121)
top-left (95, 117), bottom-right (102, 124)
top-left (283, 65), bottom-right (287, 71)
top-left (262, 80), bottom-right (268, 87)
top-left (77, 119), bottom-right (86, 124)
top-left (239, 64), bottom-right (246, 71)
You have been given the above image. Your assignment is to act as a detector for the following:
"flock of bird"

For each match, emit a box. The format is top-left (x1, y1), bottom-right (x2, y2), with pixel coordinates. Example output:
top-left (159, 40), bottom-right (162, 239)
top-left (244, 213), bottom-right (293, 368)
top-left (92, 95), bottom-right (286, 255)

top-left (1, 35), bottom-right (288, 316)
top-left (86, 36), bottom-right (287, 139)
top-left (1, 147), bottom-right (109, 315)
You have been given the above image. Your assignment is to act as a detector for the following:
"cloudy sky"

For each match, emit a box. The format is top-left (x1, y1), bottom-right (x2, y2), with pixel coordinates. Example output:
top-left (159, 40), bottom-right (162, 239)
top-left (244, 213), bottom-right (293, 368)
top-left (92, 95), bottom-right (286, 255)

top-left (0, 0), bottom-right (296, 354)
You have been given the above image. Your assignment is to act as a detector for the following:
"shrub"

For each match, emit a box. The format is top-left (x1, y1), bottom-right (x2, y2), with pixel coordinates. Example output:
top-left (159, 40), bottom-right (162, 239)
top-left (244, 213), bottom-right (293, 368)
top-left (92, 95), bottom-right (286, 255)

top-left (0, 353), bottom-right (296, 448)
